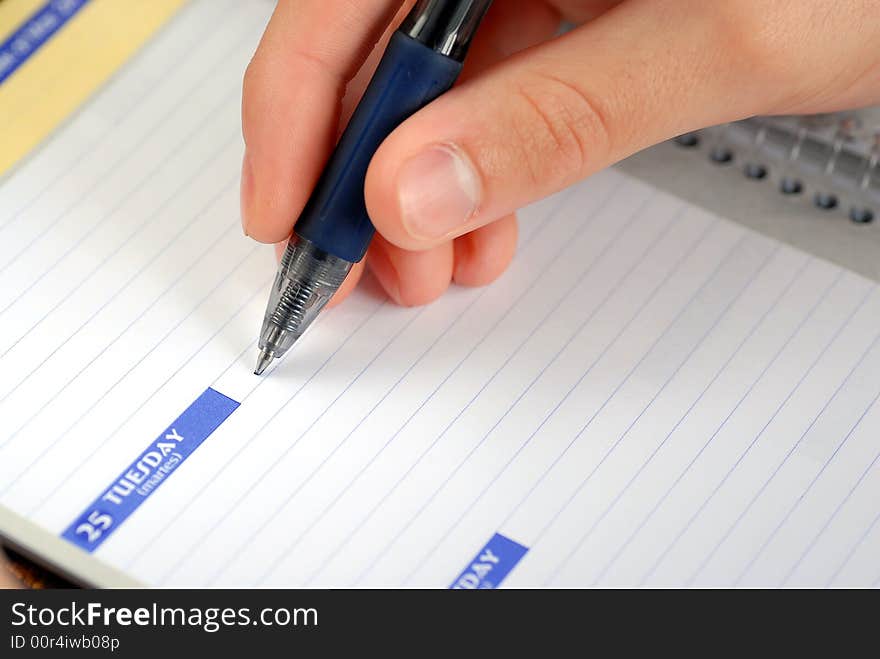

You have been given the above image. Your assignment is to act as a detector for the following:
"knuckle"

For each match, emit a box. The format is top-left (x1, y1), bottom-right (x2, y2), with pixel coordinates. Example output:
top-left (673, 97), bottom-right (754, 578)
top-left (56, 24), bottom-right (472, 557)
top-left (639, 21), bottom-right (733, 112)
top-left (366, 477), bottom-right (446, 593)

top-left (511, 71), bottom-right (611, 187)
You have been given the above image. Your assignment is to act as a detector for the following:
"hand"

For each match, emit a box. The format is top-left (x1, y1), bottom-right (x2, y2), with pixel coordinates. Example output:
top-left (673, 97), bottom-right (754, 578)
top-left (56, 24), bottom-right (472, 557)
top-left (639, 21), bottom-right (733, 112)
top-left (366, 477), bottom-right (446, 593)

top-left (240, 0), bottom-right (880, 307)
top-left (1, 554), bottom-right (22, 588)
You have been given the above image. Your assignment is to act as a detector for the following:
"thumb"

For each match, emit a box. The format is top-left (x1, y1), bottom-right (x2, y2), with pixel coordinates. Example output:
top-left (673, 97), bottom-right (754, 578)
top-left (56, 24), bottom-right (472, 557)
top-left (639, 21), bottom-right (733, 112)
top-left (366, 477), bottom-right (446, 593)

top-left (364, 0), bottom-right (854, 251)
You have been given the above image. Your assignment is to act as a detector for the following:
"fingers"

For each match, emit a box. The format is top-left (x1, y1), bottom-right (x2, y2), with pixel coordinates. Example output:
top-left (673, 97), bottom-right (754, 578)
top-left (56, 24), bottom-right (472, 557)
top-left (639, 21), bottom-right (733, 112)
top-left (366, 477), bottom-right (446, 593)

top-left (241, 0), bottom-right (403, 243)
top-left (453, 213), bottom-right (518, 287)
top-left (0, 558), bottom-right (22, 588)
top-left (246, 0), bottom-right (657, 307)
top-left (367, 235), bottom-right (454, 307)
top-left (364, 0), bottom-right (820, 252)
top-left (256, 1), bottom-right (549, 310)
top-left (361, 0), bottom-right (556, 303)
top-left (366, 214), bottom-right (518, 304)
top-left (358, 0), bottom-right (560, 305)
top-left (359, 0), bottom-right (556, 305)
top-left (273, 217), bottom-right (516, 308)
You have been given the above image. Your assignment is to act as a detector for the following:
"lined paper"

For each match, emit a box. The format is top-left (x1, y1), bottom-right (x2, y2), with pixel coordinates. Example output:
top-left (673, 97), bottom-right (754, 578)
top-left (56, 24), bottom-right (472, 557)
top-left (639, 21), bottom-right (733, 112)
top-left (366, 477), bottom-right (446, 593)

top-left (1, 0), bottom-right (879, 587)
top-left (0, 0), bottom-right (187, 175)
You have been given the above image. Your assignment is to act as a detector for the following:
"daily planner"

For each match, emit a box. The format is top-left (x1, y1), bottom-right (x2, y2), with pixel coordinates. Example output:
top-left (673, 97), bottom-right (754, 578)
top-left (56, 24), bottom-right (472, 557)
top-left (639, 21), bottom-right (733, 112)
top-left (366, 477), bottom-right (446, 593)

top-left (1, 0), bottom-right (878, 588)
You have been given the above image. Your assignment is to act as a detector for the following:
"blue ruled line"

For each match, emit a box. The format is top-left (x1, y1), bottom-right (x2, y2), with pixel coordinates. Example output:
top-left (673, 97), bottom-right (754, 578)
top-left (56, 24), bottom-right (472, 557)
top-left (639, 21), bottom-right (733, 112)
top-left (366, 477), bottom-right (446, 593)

top-left (685, 287), bottom-right (879, 585)
top-left (287, 188), bottom-right (599, 586)
top-left (300, 181), bottom-right (623, 586)
top-left (541, 243), bottom-right (783, 586)
top-left (0, 173), bottom-right (239, 410)
top-left (826, 505), bottom-right (880, 587)
top-left (734, 330), bottom-right (880, 585)
top-left (595, 269), bottom-right (840, 584)
top-left (0, 0), bottom-right (91, 86)
top-left (639, 273), bottom-right (865, 585)
top-left (531, 232), bottom-right (750, 586)
top-left (779, 393), bottom-right (880, 586)
top-left (344, 191), bottom-right (664, 587)
top-left (585, 255), bottom-right (811, 585)
top-left (155, 299), bottom-right (388, 585)
top-left (0, 0), bottom-right (258, 233)
top-left (0, 91), bottom-right (240, 318)
top-left (26, 259), bottom-right (268, 517)
top-left (399, 198), bottom-right (701, 586)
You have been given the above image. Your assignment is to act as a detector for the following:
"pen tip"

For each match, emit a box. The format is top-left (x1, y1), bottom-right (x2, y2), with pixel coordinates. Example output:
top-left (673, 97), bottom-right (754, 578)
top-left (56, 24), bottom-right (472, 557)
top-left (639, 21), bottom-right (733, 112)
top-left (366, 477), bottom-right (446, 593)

top-left (254, 349), bottom-right (273, 376)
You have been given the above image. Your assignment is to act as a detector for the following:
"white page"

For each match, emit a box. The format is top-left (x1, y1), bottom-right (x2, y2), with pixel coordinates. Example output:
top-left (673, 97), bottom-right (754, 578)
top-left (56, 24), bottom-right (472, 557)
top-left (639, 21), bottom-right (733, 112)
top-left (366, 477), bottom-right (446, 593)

top-left (1, 0), bottom-right (879, 588)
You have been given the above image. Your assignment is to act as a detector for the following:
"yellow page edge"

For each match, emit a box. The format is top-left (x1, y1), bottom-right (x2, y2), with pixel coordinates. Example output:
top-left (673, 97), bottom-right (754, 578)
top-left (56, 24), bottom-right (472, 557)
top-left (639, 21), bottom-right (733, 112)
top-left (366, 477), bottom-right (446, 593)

top-left (0, 0), bottom-right (187, 176)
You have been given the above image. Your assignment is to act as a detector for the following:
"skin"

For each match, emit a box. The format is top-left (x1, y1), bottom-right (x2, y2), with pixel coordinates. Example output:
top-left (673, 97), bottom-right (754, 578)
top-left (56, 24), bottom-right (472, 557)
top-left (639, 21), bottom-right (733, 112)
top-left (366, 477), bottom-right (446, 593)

top-left (241, 0), bottom-right (880, 307)
top-left (5, 0), bottom-right (880, 589)
top-left (0, 565), bottom-right (20, 588)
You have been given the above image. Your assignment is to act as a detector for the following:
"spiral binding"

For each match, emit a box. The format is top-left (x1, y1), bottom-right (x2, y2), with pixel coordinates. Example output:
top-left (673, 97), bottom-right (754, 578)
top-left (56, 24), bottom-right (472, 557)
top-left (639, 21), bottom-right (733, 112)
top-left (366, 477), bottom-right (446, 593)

top-left (673, 109), bottom-right (880, 225)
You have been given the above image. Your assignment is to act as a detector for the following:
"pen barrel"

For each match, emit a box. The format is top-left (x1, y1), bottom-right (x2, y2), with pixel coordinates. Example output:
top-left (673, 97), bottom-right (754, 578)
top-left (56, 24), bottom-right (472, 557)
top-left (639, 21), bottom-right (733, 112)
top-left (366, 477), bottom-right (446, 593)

top-left (293, 31), bottom-right (463, 263)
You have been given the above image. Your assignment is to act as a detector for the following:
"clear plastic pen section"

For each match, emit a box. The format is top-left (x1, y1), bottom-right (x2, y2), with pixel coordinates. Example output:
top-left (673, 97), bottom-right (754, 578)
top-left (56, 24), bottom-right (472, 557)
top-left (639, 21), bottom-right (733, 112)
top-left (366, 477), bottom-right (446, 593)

top-left (258, 237), bottom-right (352, 361)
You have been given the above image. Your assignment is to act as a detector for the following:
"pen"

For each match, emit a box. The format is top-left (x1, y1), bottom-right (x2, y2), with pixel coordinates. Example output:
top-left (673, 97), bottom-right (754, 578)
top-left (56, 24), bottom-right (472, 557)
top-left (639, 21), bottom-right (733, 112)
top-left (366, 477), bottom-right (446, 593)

top-left (253, 0), bottom-right (493, 375)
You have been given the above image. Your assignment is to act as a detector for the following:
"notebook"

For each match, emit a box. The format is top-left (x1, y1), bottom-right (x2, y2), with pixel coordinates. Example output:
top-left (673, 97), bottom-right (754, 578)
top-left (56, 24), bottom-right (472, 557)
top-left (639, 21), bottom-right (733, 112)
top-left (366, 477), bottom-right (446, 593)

top-left (675, 112), bottom-right (880, 225)
top-left (0, 0), bottom-right (187, 176)
top-left (1, 0), bottom-right (879, 588)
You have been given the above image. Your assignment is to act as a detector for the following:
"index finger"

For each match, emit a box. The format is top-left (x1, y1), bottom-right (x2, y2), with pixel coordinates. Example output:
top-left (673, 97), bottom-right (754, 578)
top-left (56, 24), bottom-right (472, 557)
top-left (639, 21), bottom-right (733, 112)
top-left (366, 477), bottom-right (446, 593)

top-left (241, 0), bottom-right (405, 243)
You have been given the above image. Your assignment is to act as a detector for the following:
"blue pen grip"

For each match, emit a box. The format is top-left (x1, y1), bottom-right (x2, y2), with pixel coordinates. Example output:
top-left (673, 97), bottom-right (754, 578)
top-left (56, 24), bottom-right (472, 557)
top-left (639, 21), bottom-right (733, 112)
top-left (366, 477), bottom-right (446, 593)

top-left (294, 31), bottom-right (463, 263)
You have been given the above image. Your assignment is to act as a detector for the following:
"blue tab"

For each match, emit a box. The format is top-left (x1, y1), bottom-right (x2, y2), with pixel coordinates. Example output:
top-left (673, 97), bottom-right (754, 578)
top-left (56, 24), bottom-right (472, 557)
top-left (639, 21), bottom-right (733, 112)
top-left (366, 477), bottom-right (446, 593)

top-left (450, 533), bottom-right (529, 589)
top-left (0, 0), bottom-right (91, 86)
top-left (62, 388), bottom-right (238, 553)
